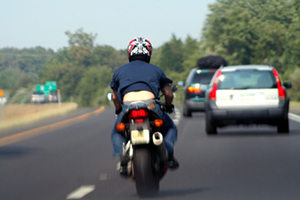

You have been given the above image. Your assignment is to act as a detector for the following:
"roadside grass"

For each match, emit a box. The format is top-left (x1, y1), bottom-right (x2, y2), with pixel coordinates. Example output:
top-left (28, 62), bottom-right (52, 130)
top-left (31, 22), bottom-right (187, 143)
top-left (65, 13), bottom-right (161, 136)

top-left (290, 101), bottom-right (300, 110)
top-left (0, 103), bottom-right (78, 131)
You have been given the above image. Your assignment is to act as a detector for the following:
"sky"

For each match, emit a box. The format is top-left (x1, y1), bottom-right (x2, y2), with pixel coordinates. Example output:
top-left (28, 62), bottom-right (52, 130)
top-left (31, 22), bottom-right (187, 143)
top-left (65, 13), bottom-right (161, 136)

top-left (1, 0), bottom-right (216, 51)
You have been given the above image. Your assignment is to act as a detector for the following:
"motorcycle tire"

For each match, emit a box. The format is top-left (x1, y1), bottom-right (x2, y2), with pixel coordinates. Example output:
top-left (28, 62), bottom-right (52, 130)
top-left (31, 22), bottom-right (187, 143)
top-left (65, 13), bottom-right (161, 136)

top-left (133, 148), bottom-right (159, 197)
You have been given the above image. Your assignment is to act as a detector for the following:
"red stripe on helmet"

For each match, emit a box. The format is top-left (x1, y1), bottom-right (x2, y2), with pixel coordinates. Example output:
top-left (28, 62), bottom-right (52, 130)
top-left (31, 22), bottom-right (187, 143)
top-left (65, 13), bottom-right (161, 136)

top-left (128, 45), bottom-right (135, 57)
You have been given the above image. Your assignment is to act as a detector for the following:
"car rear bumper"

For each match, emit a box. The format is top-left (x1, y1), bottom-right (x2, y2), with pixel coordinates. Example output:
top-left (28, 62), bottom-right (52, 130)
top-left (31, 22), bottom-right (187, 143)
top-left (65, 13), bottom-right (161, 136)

top-left (205, 99), bottom-right (289, 125)
top-left (184, 99), bottom-right (205, 111)
top-left (207, 108), bottom-right (285, 120)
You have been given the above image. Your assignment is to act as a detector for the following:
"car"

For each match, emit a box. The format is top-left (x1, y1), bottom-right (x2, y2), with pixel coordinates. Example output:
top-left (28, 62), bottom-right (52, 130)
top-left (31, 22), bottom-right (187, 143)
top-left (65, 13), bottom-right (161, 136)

top-left (30, 91), bottom-right (46, 103)
top-left (204, 65), bottom-right (292, 134)
top-left (48, 92), bottom-right (58, 103)
top-left (182, 68), bottom-right (217, 116)
top-left (181, 55), bottom-right (228, 117)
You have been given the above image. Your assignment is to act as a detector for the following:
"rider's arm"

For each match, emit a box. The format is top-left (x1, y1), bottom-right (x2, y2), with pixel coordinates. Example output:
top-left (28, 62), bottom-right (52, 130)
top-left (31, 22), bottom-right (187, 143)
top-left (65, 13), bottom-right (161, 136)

top-left (161, 85), bottom-right (173, 107)
top-left (112, 90), bottom-right (122, 112)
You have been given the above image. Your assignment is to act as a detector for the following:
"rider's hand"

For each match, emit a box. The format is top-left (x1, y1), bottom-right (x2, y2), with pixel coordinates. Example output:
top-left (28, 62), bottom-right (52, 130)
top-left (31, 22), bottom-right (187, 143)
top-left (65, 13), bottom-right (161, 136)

top-left (164, 104), bottom-right (174, 114)
top-left (115, 107), bottom-right (122, 115)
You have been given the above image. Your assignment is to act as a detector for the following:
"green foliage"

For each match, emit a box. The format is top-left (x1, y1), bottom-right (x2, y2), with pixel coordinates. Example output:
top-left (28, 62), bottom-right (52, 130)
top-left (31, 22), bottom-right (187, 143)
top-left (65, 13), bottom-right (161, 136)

top-left (183, 35), bottom-right (199, 61)
top-left (0, 47), bottom-right (54, 74)
top-left (0, 68), bottom-right (35, 100)
top-left (38, 29), bottom-right (120, 107)
top-left (289, 67), bottom-right (300, 101)
top-left (65, 28), bottom-right (97, 49)
top-left (0, 47), bottom-right (54, 103)
top-left (76, 66), bottom-right (112, 106)
top-left (8, 87), bottom-right (33, 104)
top-left (201, 0), bottom-right (297, 74)
top-left (93, 45), bottom-right (127, 71)
top-left (158, 34), bottom-right (184, 73)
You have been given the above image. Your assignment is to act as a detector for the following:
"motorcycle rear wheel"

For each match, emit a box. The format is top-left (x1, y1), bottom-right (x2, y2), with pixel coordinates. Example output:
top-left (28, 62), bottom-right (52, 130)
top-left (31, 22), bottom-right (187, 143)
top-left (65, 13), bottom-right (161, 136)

top-left (133, 148), bottom-right (159, 197)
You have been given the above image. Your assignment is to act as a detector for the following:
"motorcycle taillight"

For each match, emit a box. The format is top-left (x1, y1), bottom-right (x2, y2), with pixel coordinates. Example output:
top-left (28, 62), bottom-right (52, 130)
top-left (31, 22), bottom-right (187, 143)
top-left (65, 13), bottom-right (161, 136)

top-left (129, 109), bottom-right (149, 119)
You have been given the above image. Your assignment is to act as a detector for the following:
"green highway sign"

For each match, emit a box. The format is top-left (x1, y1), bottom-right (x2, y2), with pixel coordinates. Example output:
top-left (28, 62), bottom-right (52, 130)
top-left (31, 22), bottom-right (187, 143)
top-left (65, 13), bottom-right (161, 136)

top-left (43, 85), bottom-right (50, 97)
top-left (35, 81), bottom-right (57, 98)
top-left (36, 85), bottom-right (45, 92)
top-left (45, 81), bottom-right (57, 92)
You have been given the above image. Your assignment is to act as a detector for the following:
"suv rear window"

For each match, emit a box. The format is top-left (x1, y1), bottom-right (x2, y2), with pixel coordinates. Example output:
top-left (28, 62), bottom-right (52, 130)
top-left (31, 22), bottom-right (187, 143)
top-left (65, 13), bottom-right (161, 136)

top-left (218, 70), bottom-right (276, 89)
top-left (192, 71), bottom-right (216, 84)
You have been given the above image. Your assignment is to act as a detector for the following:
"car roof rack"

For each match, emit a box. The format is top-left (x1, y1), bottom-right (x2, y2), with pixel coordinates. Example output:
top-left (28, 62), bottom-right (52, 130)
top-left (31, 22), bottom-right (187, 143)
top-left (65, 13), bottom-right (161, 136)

top-left (197, 55), bottom-right (228, 69)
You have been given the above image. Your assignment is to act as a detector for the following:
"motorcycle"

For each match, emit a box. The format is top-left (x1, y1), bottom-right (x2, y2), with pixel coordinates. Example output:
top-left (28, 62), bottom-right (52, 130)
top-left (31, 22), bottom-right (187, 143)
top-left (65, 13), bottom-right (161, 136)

top-left (108, 85), bottom-right (177, 197)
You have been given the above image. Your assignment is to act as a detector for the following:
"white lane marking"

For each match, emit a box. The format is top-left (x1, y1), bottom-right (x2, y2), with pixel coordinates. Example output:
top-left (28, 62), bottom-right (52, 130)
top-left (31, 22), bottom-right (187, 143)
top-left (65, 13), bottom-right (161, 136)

top-left (289, 113), bottom-right (300, 123)
top-left (173, 108), bottom-right (181, 125)
top-left (66, 185), bottom-right (95, 199)
top-left (173, 119), bottom-right (179, 125)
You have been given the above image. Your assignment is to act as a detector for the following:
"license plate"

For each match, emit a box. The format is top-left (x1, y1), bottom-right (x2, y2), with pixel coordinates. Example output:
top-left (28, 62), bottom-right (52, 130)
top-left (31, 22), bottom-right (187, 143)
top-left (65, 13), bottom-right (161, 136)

top-left (241, 94), bottom-right (254, 101)
top-left (131, 130), bottom-right (150, 145)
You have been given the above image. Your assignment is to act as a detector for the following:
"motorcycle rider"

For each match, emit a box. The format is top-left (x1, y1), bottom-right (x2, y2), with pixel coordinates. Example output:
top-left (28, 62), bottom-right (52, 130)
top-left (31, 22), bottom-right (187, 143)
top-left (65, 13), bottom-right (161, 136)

top-left (110, 37), bottom-right (179, 172)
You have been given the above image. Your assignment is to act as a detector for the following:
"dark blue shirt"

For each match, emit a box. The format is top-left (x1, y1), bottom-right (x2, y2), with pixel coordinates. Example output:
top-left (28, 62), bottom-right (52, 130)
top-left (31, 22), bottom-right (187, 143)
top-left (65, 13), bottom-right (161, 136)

top-left (110, 60), bottom-right (172, 104)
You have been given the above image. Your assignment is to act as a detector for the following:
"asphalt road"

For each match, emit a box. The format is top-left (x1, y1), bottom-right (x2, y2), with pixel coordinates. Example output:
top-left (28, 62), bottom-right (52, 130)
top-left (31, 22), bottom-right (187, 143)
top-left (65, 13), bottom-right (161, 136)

top-left (1, 106), bottom-right (300, 200)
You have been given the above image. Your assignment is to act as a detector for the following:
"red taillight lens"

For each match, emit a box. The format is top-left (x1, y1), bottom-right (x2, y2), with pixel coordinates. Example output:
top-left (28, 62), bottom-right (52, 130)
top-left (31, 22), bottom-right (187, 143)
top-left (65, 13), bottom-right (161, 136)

top-left (135, 119), bottom-right (144, 123)
top-left (209, 85), bottom-right (218, 99)
top-left (129, 109), bottom-right (149, 119)
top-left (209, 70), bottom-right (222, 100)
top-left (187, 86), bottom-right (201, 93)
top-left (272, 69), bottom-right (286, 98)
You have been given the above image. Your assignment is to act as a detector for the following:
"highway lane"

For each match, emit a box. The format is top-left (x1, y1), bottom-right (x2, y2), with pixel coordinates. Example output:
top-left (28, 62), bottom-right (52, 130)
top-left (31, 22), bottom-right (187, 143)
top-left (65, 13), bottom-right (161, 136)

top-left (1, 106), bottom-right (300, 199)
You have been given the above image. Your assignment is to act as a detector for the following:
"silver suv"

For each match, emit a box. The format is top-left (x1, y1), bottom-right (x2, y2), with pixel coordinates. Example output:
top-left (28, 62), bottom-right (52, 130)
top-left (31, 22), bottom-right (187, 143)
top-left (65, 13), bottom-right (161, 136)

top-left (205, 65), bottom-right (292, 134)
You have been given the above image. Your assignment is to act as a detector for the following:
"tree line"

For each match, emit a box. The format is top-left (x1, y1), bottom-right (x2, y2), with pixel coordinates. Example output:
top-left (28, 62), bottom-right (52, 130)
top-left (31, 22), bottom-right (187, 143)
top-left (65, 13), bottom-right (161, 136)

top-left (1, 0), bottom-right (299, 105)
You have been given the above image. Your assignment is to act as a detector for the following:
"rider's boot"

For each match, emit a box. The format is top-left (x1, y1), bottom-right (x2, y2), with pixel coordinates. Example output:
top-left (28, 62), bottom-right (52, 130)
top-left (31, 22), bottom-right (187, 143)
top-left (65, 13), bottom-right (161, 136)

top-left (118, 155), bottom-right (131, 178)
top-left (167, 153), bottom-right (179, 170)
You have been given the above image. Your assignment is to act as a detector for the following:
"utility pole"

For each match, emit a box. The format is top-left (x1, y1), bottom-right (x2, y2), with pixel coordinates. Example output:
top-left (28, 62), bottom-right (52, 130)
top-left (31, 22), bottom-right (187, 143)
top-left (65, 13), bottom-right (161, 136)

top-left (57, 89), bottom-right (61, 107)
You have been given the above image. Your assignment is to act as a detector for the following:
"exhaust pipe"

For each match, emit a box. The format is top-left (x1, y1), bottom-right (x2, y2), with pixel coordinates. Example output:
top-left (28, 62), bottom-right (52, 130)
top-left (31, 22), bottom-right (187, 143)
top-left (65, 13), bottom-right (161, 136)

top-left (152, 132), bottom-right (168, 162)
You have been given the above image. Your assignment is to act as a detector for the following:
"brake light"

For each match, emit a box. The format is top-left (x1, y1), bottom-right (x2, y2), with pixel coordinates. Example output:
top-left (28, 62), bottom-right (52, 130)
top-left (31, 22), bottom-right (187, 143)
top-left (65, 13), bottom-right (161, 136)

top-left (272, 69), bottom-right (286, 98)
top-left (209, 70), bottom-right (222, 100)
top-left (129, 109), bottom-right (149, 119)
top-left (187, 86), bottom-right (201, 93)
top-left (135, 119), bottom-right (144, 123)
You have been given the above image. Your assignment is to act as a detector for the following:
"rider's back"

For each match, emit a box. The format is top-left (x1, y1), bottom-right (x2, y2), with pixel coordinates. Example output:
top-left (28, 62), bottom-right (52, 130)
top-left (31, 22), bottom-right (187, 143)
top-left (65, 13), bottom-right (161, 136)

top-left (111, 60), bottom-right (172, 103)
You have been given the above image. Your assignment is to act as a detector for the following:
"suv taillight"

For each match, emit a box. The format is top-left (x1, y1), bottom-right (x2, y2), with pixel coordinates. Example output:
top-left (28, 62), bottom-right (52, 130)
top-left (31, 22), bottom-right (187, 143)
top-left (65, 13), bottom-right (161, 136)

top-left (272, 69), bottom-right (286, 98)
top-left (209, 70), bottom-right (222, 100)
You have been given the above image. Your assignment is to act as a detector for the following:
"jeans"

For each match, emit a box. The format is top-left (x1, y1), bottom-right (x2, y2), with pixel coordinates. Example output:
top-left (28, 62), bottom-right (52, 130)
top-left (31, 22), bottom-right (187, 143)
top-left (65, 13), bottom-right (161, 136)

top-left (111, 99), bottom-right (178, 156)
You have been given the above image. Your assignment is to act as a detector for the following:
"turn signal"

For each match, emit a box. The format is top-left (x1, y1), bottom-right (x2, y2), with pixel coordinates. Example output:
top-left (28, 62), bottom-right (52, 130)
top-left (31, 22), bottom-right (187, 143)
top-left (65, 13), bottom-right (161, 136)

top-left (116, 123), bottom-right (125, 131)
top-left (154, 119), bottom-right (163, 127)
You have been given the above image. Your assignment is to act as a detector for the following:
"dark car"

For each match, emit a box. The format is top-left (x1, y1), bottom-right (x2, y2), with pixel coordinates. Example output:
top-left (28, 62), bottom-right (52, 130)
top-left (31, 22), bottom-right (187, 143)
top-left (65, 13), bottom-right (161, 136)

top-left (182, 55), bottom-right (227, 117)
top-left (205, 65), bottom-right (292, 134)
top-left (48, 92), bottom-right (58, 103)
top-left (182, 68), bottom-right (217, 116)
